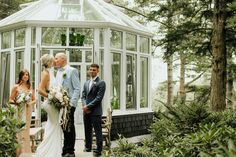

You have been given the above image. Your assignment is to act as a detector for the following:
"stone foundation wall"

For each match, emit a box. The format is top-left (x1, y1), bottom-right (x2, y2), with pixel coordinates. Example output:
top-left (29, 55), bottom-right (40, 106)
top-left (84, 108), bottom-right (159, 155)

top-left (111, 112), bottom-right (153, 140)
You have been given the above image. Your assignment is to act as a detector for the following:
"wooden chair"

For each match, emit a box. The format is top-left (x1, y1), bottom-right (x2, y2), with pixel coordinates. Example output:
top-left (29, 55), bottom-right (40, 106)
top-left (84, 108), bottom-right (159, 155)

top-left (93, 108), bottom-right (113, 152)
top-left (29, 127), bottom-right (44, 152)
top-left (30, 110), bottom-right (44, 152)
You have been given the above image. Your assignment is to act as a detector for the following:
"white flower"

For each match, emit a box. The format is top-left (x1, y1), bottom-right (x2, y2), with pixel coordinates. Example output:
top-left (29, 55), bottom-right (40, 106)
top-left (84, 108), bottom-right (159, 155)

top-left (48, 86), bottom-right (70, 110)
top-left (25, 94), bottom-right (31, 102)
top-left (55, 92), bottom-right (63, 100)
top-left (15, 91), bottom-right (32, 106)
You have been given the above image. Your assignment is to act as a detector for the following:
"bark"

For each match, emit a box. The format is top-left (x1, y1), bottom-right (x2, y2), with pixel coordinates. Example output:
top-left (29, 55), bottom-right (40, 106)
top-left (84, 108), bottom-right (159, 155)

top-left (167, 55), bottom-right (174, 106)
top-left (210, 0), bottom-right (227, 111)
top-left (166, 0), bottom-right (174, 106)
top-left (178, 53), bottom-right (186, 103)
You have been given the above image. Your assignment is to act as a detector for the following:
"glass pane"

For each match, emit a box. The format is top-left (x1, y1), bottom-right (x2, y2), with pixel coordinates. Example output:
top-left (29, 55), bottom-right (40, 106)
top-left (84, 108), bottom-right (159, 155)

top-left (42, 27), bottom-right (67, 46)
top-left (59, 1), bottom-right (81, 20)
top-left (53, 49), bottom-right (65, 56)
top-left (0, 52), bottom-right (10, 108)
top-left (99, 49), bottom-right (104, 80)
top-left (111, 30), bottom-right (122, 49)
top-left (86, 65), bottom-right (90, 80)
top-left (60, 5), bottom-right (81, 19)
top-left (83, 1), bottom-right (104, 21)
top-left (62, 0), bottom-right (80, 4)
top-left (85, 50), bottom-right (92, 62)
top-left (140, 57), bottom-right (148, 108)
top-left (69, 28), bottom-right (94, 47)
top-left (15, 50), bottom-right (24, 83)
top-left (15, 28), bottom-right (25, 47)
top-left (31, 27), bottom-right (36, 46)
top-left (69, 49), bottom-right (82, 62)
top-left (126, 54), bottom-right (136, 109)
top-left (111, 52), bottom-right (121, 110)
top-left (99, 29), bottom-right (104, 47)
top-left (30, 48), bottom-right (36, 89)
top-left (41, 49), bottom-right (50, 56)
top-left (126, 33), bottom-right (137, 51)
top-left (2, 31), bottom-right (11, 49)
top-left (140, 37), bottom-right (149, 53)
top-left (57, 0), bottom-right (104, 21)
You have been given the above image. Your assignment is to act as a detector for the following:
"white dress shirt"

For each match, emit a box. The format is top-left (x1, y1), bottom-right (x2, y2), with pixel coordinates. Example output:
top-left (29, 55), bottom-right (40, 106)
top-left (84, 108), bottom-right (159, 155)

top-left (56, 65), bottom-right (68, 86)
top-left (89, 76), bottom-right (98, 91)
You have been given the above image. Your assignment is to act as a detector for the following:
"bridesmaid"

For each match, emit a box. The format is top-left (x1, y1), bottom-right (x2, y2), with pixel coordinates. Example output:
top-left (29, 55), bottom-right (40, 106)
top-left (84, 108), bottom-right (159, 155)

top-left (9, 69), bottom-right (36, 157)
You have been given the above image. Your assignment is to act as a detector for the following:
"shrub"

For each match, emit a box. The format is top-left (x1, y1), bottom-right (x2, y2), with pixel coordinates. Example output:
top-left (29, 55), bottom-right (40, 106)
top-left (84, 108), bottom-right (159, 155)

top-left (113, 103), bottom-right (236, 157)
top-left (113, 135), bottom-right (136, 157)
top-left (0, 107), bottom-right (25, 157)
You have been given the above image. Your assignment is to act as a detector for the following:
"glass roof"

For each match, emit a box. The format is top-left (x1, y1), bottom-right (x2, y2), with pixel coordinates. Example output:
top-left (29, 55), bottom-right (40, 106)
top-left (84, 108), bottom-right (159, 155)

top-left (0, 0), bottom-right (152, 34)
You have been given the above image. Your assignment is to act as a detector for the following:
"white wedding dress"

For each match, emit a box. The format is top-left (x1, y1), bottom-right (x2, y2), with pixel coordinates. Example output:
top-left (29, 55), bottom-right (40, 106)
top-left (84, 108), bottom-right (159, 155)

top-left (35, 68), bottom-right (62, 157)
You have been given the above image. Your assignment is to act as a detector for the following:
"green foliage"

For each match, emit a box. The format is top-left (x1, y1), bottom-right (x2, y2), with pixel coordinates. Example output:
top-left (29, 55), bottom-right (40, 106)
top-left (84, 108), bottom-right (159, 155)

top-left (0, 107), bottom-right (25, 157)
top-left (113, 102), bottom-right (236, 156)
top-left (113, 135), bottom-right (136, 157)
top-left (153, 103), bottom-right (210, 134)
top-left (203, 109), bottom-right (236, 128)
top-left (187, 85), bottom-right (211, 104)
top-left (0, 0), bottom-right (35, 19)
top-left (151, 104), bottom-right (236, 156)
top-left (113, 135), bottom-right (157, 157)
top-left (200, 140), bottom-right (236, 157)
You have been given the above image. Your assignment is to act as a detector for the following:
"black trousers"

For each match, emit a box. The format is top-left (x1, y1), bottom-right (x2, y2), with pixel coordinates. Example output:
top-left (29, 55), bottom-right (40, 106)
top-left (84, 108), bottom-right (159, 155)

top-left (62, 106), bottom-right (76, 155)
top-left (83, 114), bottom-right (103, 153)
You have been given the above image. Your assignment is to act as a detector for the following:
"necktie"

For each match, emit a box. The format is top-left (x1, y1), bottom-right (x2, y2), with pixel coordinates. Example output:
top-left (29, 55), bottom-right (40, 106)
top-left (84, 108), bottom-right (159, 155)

top-left (89, 80), bottom-right (93, 91)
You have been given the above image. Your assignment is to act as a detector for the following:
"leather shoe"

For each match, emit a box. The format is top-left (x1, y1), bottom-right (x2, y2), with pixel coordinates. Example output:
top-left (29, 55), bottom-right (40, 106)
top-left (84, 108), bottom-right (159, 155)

top-left (63, 153), bottom-right (75, 157)
top-left (93, 151), bottom-right (102, 157)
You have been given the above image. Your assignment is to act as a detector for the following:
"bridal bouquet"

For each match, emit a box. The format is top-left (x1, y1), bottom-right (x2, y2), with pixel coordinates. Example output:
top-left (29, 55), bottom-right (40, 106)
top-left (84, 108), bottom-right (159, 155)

top-left (48, 86), bottom-right (70, 110)
top-left (48, 86), bottom-right (71, 131)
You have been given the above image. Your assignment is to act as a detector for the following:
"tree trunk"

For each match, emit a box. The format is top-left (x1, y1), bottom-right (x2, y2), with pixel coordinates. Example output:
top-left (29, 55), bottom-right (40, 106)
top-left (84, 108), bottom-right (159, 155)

top-left (179, 53), bottom-right (186, 103)
top-left (167, 55), bottom-right (174, 106)
top-left (210, 0), bottom-right (227, 111)
top-left (166, 0), bottom-right (174, 106)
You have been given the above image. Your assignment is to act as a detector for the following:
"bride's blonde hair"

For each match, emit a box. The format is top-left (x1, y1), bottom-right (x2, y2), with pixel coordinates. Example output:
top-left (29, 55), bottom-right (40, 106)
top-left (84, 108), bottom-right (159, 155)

top-left (41, 54), bottom-right (54, 68)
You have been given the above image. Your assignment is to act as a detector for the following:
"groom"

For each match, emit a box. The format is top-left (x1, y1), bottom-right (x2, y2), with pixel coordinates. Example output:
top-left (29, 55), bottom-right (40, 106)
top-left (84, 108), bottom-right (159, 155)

top-left (54, 52), bottom-right (80, 157)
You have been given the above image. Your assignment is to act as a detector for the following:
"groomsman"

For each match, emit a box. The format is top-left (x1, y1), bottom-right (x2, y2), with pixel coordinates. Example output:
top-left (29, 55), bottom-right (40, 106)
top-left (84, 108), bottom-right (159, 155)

top-left (81, 63), bottom-right (106, 157)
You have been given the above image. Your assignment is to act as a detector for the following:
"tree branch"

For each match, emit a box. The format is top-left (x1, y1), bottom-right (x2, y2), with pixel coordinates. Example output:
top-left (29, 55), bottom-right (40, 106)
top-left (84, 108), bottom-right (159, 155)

top-left (112, 3), bottom-right (171, 28)
top-left (185, 71), bottom-right (206, 87)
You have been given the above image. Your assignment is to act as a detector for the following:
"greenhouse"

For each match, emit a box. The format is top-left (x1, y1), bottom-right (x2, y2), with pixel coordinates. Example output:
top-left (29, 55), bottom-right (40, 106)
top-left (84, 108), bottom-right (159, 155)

top-left (0, 0), bottom-right (153, 138)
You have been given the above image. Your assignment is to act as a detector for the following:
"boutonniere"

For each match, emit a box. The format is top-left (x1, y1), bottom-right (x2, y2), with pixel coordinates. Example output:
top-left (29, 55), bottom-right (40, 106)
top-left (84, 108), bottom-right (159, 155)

top-left (63, 73), bottom-right (67, 79)
top-left (93, 81), bottom-right (97, 85)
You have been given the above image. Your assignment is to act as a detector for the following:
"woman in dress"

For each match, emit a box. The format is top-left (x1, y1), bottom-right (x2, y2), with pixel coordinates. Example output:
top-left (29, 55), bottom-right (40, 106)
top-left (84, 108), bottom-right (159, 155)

top-left (9, 69), bottom-right (36, 157)
top-left (35, 54), bottom-right (62, 157)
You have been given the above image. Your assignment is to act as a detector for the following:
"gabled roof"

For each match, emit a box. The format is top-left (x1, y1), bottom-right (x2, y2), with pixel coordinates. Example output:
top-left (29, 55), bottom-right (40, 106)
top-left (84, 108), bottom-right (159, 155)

top-left (0, 0), bottom-right (152, 35)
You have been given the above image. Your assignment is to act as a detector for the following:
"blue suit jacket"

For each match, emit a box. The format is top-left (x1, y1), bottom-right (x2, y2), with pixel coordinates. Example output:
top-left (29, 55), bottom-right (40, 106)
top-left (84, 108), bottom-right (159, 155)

top-left (81, 77), bottom-right (106, 116)
top-left (62, 66), bottom-right (80, 108)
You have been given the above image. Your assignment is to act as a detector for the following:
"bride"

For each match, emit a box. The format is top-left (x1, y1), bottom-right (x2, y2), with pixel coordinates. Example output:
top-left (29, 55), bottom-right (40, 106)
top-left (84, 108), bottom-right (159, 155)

top-left (35, 54), bottom-right (62, 157)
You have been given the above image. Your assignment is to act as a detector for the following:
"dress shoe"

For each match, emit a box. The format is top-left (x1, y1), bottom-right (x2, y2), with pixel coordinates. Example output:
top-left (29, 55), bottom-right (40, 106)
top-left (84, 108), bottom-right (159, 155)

top-left (83, 148), bottom-right (91, 152)
top-left (93, 150), bottom-right (102, 157)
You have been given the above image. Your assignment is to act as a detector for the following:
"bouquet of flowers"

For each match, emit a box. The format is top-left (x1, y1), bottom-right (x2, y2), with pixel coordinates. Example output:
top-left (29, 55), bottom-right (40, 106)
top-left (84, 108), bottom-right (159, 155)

top-left (48, 85), bottom-right (71, 131)
top-left (48, 86), bottom-right (70, 110)
top-left (15, 92), bottom-right (32, 107)
top-left (13, 91), bottom-right (32, 122)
